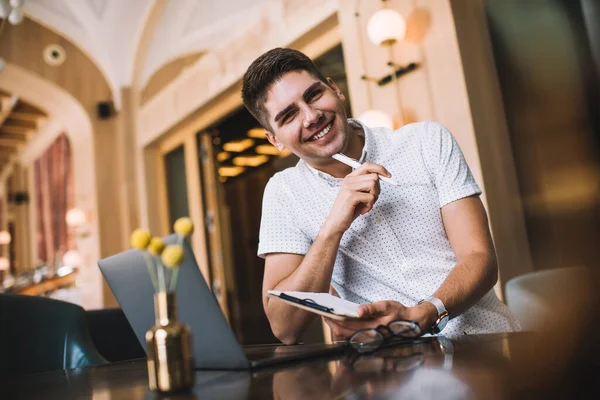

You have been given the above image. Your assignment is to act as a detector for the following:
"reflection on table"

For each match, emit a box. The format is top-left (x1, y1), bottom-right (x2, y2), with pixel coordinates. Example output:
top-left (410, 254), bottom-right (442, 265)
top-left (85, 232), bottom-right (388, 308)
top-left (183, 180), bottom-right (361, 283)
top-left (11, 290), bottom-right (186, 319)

top-left (2, 332), bottom-right (599, 400)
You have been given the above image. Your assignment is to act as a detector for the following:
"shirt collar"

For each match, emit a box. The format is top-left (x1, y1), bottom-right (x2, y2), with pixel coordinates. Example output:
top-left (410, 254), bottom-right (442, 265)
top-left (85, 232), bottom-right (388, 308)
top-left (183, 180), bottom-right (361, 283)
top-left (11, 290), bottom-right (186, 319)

top-left (301, 119), bottom-right (374, 184)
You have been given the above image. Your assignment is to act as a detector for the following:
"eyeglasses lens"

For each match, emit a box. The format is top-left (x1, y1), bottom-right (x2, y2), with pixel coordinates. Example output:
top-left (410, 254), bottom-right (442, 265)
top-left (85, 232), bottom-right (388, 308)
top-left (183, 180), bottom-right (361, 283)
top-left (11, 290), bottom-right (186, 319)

top-left (349, 329), bottom-right (383, 353)
top-left (389, 321), bottom-right (421, 337)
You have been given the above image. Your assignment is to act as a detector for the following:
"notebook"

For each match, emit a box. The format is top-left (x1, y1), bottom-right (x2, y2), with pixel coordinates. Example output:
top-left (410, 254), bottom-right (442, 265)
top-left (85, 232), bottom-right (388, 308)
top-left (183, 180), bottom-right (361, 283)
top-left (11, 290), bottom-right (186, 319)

top-left (267, 290), bottom-right (361, 320)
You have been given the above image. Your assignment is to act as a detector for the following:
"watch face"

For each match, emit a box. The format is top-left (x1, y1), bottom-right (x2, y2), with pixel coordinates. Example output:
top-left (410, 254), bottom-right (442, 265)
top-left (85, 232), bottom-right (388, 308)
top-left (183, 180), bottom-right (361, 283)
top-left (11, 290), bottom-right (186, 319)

top-left (434, 316), bottom-right (449, 334)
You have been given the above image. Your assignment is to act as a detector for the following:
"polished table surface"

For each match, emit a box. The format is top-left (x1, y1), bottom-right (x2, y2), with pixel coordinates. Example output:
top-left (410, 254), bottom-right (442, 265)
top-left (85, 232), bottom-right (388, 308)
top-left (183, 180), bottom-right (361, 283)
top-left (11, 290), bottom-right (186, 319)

top-left (2, 332), bottom-right (599, 399)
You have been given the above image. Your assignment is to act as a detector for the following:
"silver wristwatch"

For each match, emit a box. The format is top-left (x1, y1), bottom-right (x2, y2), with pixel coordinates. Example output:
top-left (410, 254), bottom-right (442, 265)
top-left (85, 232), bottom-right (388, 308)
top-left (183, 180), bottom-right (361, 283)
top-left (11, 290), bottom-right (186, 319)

top-left (418, 296), bottom-right (449, 334)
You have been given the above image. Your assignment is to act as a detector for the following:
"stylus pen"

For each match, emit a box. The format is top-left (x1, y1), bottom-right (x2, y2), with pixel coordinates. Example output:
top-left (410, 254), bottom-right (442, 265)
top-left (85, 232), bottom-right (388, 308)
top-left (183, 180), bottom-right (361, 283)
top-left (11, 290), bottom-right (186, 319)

top-left (279, 293), bottom-right (334, 313)
top-left (332, 153), bottom-right (398, 186)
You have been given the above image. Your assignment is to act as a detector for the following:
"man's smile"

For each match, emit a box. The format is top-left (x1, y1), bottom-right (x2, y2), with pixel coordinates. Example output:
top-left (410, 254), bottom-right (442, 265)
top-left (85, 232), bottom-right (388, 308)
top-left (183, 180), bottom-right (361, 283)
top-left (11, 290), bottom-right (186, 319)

top-left (305, 117), bottom-right (334, 143)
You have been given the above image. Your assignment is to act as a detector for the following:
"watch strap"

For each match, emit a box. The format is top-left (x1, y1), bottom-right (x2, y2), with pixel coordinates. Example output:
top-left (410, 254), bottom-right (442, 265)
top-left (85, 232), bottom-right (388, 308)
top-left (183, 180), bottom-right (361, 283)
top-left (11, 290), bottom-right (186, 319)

top-left (418, 296), bottom-right (449, 334)
top-left (421, 296), bottom-right (447, 316)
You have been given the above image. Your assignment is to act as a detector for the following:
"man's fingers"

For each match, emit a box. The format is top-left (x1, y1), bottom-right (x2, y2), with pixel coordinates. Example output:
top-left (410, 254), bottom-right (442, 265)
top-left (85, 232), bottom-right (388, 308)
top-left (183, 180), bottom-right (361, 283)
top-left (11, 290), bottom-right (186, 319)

top-left (357, 303), bottom-right (376, 318)
top-left (348, 162), bottom-right (392, 179)
top-left (324, 318), bottom-right (356, 340)
top-left (346, 174), bottom-right (380, 196)
top-left (354, 192), bottom-right (376, 208)
top-left (358, 301), bottom-right (400, 318)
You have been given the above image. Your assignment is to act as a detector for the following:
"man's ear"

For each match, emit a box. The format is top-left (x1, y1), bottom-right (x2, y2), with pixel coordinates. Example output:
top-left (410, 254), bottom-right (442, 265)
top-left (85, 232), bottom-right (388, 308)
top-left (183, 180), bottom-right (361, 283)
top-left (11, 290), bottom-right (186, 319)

top-left (326, 77), bottom-right (345, 102)
top-left (265, 130), bottom-right (285, 151)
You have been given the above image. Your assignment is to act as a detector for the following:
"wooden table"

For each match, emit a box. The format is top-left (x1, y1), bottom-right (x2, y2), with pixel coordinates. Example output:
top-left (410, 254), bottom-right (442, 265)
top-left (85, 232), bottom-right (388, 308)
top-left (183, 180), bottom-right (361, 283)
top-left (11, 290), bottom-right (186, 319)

top-left (2, 332), bottom-right (598, 399)
top-left (17, 271), bottom-right (77, 296)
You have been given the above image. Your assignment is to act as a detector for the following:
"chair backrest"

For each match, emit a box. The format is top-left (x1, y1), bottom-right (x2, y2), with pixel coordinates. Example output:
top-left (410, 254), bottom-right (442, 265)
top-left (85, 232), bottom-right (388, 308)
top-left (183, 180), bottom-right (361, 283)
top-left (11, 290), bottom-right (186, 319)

top-left (0, 294), bottom-right (107, 375)
top-left (505, 266), bottom-right (592, 331)
top-left (85, 308), bottom-right (145, 362)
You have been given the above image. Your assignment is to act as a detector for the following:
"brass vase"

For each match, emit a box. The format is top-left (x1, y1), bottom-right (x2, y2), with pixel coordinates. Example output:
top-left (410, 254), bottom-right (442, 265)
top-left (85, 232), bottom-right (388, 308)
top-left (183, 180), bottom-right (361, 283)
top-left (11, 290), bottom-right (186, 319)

top-left (146, 292), bottom-right (194, 393)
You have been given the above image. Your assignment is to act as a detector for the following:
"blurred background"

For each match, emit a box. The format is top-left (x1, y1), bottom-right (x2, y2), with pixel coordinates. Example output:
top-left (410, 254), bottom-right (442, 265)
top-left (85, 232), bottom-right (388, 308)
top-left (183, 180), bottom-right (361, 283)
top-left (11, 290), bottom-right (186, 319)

top-left (0, 0), bottom-right (598, 351)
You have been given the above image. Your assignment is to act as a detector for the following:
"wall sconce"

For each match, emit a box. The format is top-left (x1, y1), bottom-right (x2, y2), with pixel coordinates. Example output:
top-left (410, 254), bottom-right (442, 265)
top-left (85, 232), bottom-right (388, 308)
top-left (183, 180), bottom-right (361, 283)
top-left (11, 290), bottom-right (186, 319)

top-left (357, 109), bottom-right (394, 130)
top-left (66, 208), bottom-right (86, 228)
top-left (0, 230), bottom-right (11, 245)
top-left (360, 0), bottom-right (418, 127)
top-left (354, 2), bottom-right (393, 129)
top-left (366, 7), bottom-right (406, 47)
top-left (62, 249), bottom-right (82, 268)
top-left (0, 257), bottom-right (9, 271)
top-left (66, 208), bottom-right (89, 238)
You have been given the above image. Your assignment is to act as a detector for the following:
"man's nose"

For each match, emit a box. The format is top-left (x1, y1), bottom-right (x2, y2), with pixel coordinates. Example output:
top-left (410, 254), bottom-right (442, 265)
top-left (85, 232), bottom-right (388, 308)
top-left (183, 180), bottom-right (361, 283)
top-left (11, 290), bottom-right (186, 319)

top-left (303, 105), bottom-right (323, 128)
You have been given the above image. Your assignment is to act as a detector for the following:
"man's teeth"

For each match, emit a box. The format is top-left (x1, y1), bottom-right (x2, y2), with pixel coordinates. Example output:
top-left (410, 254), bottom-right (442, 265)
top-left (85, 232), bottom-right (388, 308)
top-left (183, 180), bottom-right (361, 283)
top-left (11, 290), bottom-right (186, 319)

top-left (310, 123), bottom-right (332, 141)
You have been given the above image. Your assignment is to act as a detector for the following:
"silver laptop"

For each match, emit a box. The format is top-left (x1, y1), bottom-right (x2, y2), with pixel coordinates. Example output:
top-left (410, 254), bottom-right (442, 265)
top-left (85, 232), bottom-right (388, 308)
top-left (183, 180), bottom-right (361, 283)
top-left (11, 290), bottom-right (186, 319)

top-left (98, 235), bottom-right (345, 369)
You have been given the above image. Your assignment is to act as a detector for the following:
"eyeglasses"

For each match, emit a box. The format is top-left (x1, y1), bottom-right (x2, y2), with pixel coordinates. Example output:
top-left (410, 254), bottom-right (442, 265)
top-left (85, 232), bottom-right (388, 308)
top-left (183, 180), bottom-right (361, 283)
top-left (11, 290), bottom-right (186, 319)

top-left (347, 320), bottom-right (422, 354)
top-left (347, 351), bottom-right (425, 374)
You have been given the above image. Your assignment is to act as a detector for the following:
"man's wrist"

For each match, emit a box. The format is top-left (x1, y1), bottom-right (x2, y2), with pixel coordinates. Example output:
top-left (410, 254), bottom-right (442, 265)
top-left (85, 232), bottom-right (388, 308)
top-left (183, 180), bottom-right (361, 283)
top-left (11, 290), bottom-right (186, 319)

top-left (413, 302), bottom-right (438, 334)
top-left (319, 220), bottom-right (345, 242)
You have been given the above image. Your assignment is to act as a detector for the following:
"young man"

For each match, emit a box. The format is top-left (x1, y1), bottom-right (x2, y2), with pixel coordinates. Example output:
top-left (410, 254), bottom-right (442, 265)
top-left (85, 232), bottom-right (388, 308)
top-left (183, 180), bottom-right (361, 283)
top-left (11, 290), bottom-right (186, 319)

top-left (242, 48), bottom-right (520, 344)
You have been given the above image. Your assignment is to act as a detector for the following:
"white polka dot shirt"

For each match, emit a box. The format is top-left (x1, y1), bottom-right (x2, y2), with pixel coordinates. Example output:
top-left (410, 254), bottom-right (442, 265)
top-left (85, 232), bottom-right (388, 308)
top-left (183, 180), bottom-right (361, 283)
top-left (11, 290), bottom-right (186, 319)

top-left (258, 120), bottom-right (521, 337)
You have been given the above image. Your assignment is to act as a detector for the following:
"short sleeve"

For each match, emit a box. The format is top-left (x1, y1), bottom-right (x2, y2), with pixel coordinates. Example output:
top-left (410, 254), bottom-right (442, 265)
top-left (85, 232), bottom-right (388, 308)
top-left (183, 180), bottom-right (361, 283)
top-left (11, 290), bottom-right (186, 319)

top-left (422, 122), bottom-right (482, 207)
top-left (257, 176), bottom-right (312, 258)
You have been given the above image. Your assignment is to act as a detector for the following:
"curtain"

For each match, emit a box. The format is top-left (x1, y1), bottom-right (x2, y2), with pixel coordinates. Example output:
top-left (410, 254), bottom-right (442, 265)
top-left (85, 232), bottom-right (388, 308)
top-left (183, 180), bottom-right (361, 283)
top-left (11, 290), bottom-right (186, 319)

top-left (34, 133), bottom-right (74, 266)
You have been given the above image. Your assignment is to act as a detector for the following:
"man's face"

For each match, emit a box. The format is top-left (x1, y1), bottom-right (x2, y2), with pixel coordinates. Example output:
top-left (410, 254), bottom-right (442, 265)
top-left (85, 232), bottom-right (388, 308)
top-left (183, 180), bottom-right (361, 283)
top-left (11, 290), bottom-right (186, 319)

top-left (262, 70), bottom-right (350, 164)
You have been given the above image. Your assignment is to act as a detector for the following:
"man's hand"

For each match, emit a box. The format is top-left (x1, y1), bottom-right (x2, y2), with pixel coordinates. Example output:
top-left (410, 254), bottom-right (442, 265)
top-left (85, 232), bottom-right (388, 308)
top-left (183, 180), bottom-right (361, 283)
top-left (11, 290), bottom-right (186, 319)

top-left (324, 300), bottom-right (438, 341)
top-left (323, 162), bottom-right (392, 235)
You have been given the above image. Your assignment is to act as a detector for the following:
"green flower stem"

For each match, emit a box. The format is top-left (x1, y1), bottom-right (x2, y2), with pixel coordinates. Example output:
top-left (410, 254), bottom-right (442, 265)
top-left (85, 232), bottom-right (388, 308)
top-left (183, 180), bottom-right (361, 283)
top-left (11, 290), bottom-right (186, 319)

top-left (165, 268), bottom-right (171, 291)
top-left (169, 234), bottom-right (185, 292)
top-left (142, 252), bottom-right (158, 292)
top-left (169, 268), bottom-right (180, 292)
top-left (156, 256), bottom-right (166, 292)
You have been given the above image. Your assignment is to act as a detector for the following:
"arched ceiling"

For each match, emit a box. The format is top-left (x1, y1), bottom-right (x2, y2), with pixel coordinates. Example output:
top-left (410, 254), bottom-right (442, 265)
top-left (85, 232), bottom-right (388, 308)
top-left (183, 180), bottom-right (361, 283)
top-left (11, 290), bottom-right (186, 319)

top-left (23, 0), bottom-right (153, 107)
top-left (21, 0), bottom-right (333, 106)
top-left (140, 0), bottom-right (270, 87)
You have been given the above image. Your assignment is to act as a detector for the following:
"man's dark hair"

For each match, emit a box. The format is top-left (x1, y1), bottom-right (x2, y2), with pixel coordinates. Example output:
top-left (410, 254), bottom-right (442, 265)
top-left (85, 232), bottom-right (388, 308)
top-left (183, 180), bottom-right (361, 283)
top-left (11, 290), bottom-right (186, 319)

top-left (242, 48), bottom-right (328, 132)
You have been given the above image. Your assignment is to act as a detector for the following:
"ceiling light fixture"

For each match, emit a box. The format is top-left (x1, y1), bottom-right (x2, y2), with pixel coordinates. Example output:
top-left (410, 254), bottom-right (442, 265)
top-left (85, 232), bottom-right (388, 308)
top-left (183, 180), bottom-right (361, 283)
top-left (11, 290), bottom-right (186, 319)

top-left (218, 166), bottom-right (245, 177)
top-left (254, 144), bottom-right (280, 156)
top-left (247, 128), bottom-right (266, 139)
top-left (232, 155), bottom-right (269, 167)
top-left (222, 138), bottom-right (254, 153)
top-left (217, 152), bottom-right (231, 162)
top-left (0, 0), bottom-right (25, 25)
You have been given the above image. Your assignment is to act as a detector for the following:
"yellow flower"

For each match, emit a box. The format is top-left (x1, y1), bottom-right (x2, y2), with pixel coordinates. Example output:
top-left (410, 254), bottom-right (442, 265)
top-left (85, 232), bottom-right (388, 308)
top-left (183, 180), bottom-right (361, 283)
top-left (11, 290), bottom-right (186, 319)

top-left (162, 245), bottom-right (184, 268)
top-left (130, 229), bottom-right (151, 249)
top-left (147, 237), bottom-right (165, 255)
top-left (173, 217), bottom-right (194, 237)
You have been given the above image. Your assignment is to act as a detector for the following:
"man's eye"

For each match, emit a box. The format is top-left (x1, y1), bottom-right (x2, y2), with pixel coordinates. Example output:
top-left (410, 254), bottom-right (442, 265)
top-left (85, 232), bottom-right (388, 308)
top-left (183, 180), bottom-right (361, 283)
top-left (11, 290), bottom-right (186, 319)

top-left (282, 111), bottom-right (297, 124)
top-left (308, 91), bottom-right (323, 102)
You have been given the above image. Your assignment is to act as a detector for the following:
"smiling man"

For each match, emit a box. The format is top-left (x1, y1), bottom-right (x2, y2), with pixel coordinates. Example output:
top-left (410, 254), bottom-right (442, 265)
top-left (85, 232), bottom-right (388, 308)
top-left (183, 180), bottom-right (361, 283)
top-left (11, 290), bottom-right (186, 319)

top-left (242, 48), bottom-right (520, 344)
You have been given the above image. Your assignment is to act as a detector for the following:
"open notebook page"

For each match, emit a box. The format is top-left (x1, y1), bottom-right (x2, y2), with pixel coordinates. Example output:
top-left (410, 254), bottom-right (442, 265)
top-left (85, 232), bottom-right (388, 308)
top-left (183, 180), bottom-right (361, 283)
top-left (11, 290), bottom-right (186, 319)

top-left (268, 290), bottom-right (361, 318)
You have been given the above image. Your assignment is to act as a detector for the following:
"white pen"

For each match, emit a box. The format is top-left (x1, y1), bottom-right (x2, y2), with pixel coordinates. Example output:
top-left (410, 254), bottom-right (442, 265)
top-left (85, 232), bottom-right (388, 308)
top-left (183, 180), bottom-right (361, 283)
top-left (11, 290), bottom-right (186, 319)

top-left (332, 153), bottom-right (398, 186)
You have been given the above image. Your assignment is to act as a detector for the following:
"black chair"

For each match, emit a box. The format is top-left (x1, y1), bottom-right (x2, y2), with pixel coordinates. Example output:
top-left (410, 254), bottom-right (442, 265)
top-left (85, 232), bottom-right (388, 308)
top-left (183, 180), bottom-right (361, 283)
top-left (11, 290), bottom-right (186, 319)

top-left (0, 294), bottom-right (107, 375)
top-left (85, 308), bottom-right (145, 362)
